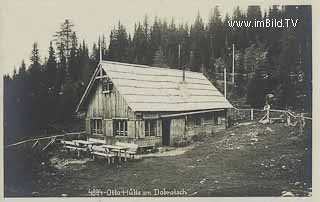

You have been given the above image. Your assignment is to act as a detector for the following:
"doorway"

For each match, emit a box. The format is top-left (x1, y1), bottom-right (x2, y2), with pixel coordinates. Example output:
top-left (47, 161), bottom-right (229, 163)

top-left (162, 118), bottom-right (171, 146)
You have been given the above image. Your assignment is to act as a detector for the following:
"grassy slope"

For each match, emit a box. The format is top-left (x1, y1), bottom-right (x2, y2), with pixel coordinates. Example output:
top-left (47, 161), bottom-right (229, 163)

top-left (29, 122), bottom-right (311, 197)
top-left (5, 122), bottom-right (312, 197)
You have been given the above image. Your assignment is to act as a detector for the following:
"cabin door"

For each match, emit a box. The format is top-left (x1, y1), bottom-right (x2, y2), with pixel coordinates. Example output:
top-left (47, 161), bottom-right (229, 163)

top-left (162, 118), bottom-right (171, 146)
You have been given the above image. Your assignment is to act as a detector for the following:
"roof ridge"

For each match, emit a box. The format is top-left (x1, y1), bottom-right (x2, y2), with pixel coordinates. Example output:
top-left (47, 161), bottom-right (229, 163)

top-left (76, 61), bottom-right (233, 112)
top-left (100, 60), bottom-right (203, 74)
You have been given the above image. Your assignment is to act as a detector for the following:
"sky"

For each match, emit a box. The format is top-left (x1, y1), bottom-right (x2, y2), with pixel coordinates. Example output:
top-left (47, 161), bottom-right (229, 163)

top-left (0, 0), bottom-right (309, 75)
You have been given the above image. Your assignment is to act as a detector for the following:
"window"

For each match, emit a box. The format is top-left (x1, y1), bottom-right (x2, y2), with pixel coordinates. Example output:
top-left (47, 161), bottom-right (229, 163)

top-left (91, 119), bottom-right (103, 135)
top-left (202, 113), bottom-right (214, 125)
top-left (203, 113), bottom-right (213, 121)
top-left (113, 119), bottom-right (128, 136)
top-left (186, 115), bottom-right (202, 129)
top-left (217, 117), bottom-right (222, 125)
top-left (195, 117), bottom-right (202, 126)
top-left (103, 81), bottom-right (113, 93)
top-left (214, 115), bottom-right (218, 125)
top-left (214, 111), bottom-right (224, 125)
top-left (136, 112), bottom-right (142, 120)
top-left (145, 119), bottom-right (157, 136)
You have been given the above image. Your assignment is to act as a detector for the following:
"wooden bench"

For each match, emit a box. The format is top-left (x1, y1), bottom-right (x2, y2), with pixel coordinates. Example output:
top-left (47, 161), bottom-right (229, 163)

top-left (88, 138), bottom-right (106, 145)
top-left (115, 142), bottom-right (139, 160)
top-left (134, 140), bottom-right (156, 153)
top-left (60, 140), bottom-right (87, 158)
top-left (90, 145), bottom-right (116, 165)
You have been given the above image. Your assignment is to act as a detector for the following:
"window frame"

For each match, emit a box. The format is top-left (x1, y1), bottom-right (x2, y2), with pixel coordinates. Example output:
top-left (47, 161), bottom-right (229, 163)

top-left (102, 80), bottom-right (113, 94)
top-left (113, 119), bottom-right (128, 137)
top-left (91, 118), bottom-right (103, 135)
top-left (145, 119), bottom-right (157, 137)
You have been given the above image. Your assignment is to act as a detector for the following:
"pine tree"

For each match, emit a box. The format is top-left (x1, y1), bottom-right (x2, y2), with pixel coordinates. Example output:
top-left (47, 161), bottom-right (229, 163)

top-left (246, 6), bottom-right (262, 43)
top-left (190, 11), bottom-right (205, 71)
top-left (46, 41), bottom-right (57, 89)
top-left (108, 22), bottom-right (129, 62)
top-left (29, 42), bottom-right (42, 91)
top-left (30, 42), bottom-right (41, 66)
top-left (56, 53), bottom-right (67, 92)
top-left (132, 23), bottom-right (146, 64)
top-left (69, 32), bottom-right (79, 81)
top-left (54, 19), bottom-right (75, 61)
top-left (208, 6), bottom-right (224, 59)
top-left (153, 47), bottom-right (168, 68)
top-left (79, 40), bottom-right (91, 85)
top-left (150, 17), bottom-right (162, 65)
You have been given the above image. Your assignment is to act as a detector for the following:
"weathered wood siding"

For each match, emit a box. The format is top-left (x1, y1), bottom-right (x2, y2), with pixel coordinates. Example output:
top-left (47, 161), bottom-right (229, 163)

top-left (85, 118), bottom-right (90, 134)
top-left (157, 119), bottom-right (162, 137)
top-left (185, 124), bottom-right (225, 137)
top-left (105, 119), bottom-right (113, 136)
top-left (128, 121), bottom-right (136, 139)
top-left (110, 120), bottom-right (161, 147)
top-left (86, 81), bottom-right (134, 119)
top-left (84, 78), bottom-right (228, 147)
top-left (170, 118), bottom-right (186, 145)
top-left (85, 79), bottom-right (135, 137)
top-left (185, 110), bottom-right (227, 138)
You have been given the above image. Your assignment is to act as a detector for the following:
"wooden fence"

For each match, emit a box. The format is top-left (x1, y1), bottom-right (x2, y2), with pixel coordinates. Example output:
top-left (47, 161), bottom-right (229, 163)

top-left (231, 107), bottom-right (312, 125)
top-left (5, 131), bottom-right (87, 150)
top-left (5, 108), bottom-right (312, 150)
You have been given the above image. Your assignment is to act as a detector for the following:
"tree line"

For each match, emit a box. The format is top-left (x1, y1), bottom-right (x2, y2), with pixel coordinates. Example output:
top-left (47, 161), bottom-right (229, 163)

top-left (3, 5), bottom-right (312, 143)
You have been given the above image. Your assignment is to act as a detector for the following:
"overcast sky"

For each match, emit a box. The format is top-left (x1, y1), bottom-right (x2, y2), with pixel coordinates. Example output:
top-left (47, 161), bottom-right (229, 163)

top-left (0, 0), bottom-right (308, 75)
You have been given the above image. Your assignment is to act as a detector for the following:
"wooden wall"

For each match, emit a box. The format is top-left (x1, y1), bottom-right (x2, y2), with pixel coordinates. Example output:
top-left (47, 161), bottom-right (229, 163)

top-left (170, 118), bottom-right (186, 144)
top-left (84, 77), bottom-right (228, 146)
top-left (107, 120), bottom-right (162, 147)
top-left (85, 79), bottom-right (135, 138)
top-left (84, 84), bottom-right (163, 146)
top-left (86, 80), bottom-right (135, 119)
top-left (168, 110), bottom-right (227, 145)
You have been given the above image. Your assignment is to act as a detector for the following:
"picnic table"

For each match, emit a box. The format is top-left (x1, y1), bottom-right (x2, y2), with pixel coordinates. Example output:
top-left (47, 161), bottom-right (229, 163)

top-left (71, 140), bottom-right (102, 156)
top-left (101, 145), bottom-right (129, 162)
top-left (72, 139), bottom-right (101, 147)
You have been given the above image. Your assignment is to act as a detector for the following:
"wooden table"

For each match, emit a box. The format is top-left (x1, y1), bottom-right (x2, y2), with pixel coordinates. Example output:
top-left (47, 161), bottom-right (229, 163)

top-left (101, 145), bottom-right (129, 162)
top-left (72, 140), bottom-right (102, 155)
top-left (73, 140), bottom-right (101, 146)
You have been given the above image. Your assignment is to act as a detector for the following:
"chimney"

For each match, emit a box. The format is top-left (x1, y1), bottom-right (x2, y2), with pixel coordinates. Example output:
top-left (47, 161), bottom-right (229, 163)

top-left (178, 44), bottom-right (181, 68)
top-left (189, 51), bottom-right (194, 68)
top-left (178, 44), bottom-right (186, 82)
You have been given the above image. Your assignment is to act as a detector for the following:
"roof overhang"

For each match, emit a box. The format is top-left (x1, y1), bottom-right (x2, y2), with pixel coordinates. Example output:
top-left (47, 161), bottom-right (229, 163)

top-left (75, 65), bottom-right (101, 112)
top-left (160, 109), bottom-right (226, 118)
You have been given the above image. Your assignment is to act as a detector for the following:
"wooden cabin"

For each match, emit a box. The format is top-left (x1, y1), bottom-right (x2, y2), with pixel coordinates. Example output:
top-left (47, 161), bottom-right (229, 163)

top-left (76, 61), bottom-right (233, 147)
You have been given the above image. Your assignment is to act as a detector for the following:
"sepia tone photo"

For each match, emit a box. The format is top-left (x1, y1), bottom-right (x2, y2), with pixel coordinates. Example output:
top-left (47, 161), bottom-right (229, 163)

top-left (2, 0), bottom-right (313, 198)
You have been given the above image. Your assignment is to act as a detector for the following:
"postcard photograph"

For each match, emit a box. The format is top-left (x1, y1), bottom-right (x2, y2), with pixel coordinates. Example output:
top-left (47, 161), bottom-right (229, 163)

top-left (1, 0), bottom-right (313, 198)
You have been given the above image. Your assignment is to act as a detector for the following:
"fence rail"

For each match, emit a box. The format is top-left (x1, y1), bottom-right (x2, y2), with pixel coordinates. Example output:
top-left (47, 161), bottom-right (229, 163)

top-left (5, 108), bottom-right (311, 149)
top-left (5, 131), bottom-right (87, 149)
top-left (231, 107), bottom-right (312, 124)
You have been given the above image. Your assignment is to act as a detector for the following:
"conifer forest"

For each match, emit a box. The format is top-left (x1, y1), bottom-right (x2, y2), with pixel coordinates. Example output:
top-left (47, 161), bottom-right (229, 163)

top-left (3, 5), bottom-right (312, 143)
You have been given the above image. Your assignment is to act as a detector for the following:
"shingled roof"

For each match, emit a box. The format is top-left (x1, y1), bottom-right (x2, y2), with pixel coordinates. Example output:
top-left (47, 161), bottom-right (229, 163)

top-left (76, 61), bottom-right (233, 112)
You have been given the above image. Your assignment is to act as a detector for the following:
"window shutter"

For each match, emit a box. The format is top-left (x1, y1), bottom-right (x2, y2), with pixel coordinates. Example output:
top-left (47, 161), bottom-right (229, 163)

top-left (105, 119), bottom-right (113, 136)
top-left (102, 119), bottom-right (106, 136)
top-left (157, 119), bottom-right (162, 137)
top-left (139, 121), bottom-right (145, 138)
top-left (85, 119), bottom-right (91, 134)
top-left (128, 121), bottom-right (135, 139)
top-left (218, 117), bottom-right (222, 125)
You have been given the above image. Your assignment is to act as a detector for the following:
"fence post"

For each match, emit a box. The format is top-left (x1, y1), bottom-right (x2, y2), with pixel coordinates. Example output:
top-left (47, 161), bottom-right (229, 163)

top-left (250, 109), bottom-right (253, 121)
